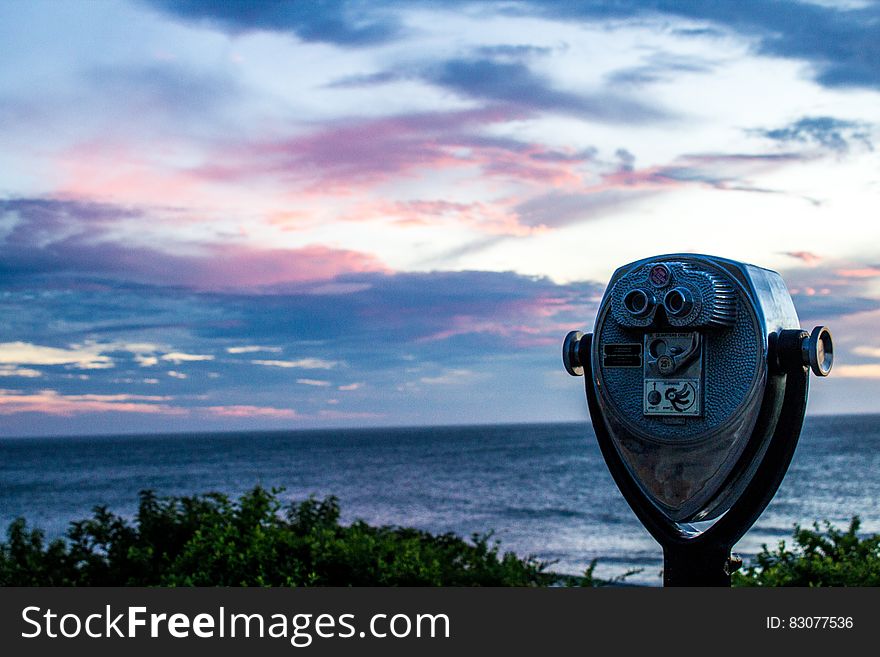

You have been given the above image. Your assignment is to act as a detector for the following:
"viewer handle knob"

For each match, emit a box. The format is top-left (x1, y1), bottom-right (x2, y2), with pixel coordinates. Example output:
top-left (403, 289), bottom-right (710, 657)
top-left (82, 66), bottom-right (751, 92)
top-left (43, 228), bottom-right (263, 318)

top-left (563, 331), bottom-right (586, 377)
top-left (803, 326), bottom-right (833, 377)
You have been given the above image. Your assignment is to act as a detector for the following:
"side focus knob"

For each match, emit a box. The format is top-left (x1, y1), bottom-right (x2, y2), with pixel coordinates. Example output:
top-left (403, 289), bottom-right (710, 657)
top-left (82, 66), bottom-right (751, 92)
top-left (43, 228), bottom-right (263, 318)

top-left (804, 326), bottom-right (833, 377)
top-left (563, 331), bottom-right (585, 376)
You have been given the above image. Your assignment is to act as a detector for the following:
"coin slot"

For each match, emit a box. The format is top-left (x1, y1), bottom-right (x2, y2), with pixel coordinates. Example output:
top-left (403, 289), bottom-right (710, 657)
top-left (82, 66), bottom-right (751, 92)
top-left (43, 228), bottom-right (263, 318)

top-left (649, 339), bottom-right (667, 358)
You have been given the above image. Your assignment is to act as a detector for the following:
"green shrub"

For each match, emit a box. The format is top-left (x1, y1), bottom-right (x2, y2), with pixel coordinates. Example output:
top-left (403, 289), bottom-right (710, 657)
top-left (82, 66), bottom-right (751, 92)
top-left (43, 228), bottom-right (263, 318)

top-left (20, 487), bottom-right (875, 586)
top-left (734, 517), bottom-right (880, 587)
top-left (0, 487), bottom-right (559, 586)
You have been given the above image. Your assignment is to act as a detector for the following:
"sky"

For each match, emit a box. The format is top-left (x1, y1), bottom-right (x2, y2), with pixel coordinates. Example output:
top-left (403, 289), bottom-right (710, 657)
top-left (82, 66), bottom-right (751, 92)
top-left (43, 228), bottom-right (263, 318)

top-left (1, 0), bottom-right (879, 437)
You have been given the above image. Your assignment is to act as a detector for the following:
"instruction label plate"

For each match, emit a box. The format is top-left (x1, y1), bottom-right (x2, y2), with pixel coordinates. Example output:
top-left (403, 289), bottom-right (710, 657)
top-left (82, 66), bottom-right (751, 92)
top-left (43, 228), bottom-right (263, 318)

top-left (603, 343), bottom-right (642, 368)
top-left (644, 379), bottom-right (701, 416)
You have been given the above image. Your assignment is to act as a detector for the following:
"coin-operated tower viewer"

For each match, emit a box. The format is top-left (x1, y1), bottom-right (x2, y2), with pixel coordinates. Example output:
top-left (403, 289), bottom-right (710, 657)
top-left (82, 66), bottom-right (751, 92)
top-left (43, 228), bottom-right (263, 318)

top-left (563, 254), bottom-right (833, 586)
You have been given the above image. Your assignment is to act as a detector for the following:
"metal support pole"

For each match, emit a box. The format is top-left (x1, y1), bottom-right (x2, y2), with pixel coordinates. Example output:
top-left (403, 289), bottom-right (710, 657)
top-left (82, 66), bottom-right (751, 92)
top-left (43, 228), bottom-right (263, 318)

top-left (663, 543), bottom-right (732, 587)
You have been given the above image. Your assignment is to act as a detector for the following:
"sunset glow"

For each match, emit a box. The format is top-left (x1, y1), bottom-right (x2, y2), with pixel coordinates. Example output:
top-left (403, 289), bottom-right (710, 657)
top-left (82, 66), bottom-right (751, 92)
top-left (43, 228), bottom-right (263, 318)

top-left (2, 0), bottom-right (879, 435)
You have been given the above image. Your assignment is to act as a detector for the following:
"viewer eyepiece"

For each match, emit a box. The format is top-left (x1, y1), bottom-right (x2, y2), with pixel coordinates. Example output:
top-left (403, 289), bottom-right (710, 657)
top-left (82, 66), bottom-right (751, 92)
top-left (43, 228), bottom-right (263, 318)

top-left (663, 287), bottom-right (693, 318)
top-left (623, 289), bottom-right (653, 317)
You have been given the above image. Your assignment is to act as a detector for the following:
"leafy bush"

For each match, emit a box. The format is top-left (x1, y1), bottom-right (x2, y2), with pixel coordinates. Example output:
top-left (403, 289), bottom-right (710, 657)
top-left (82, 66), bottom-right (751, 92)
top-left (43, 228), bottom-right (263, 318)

top-left (734, 517), bottom-right (880, 587)
top-left (0, 487), bottom-right (561, 586)
top-left (20, 487), bottom-right (875, 587)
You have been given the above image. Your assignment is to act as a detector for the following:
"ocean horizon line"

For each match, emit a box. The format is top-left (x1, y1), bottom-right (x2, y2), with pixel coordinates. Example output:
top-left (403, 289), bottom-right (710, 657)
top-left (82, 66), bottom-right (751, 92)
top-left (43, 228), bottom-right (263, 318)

top-left (2, 410), bottom-right (877, 441)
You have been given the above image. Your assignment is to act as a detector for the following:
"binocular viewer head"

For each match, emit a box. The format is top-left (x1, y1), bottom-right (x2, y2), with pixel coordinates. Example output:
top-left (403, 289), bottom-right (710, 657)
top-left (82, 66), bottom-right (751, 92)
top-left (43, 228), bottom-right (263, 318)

top-left (564, 254), bottom-right (832, 525)
top-left (615, 261), bottom-right (736, 329)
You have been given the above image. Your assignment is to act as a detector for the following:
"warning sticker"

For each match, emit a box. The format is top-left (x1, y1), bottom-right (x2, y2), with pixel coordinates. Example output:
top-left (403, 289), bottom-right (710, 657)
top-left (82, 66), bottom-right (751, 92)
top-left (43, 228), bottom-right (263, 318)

top-left (644, 379), bottom-right (701, 416)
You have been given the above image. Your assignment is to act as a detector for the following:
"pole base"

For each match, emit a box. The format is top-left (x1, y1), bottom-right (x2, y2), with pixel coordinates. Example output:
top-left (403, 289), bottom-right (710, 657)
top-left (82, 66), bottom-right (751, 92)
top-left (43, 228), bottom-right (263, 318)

top-left (663, 544), bottom-right (732, 587)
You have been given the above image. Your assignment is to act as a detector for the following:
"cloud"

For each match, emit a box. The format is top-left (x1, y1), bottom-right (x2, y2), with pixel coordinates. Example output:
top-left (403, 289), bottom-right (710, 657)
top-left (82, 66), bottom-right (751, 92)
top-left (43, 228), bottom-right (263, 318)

top-left (192, 269), bottom-right (600, 364)
top-left (507, 147), bottom-right (804, 230)
top-left (87, 101), bottom-right (596, 205)
top-left (374, 198), bottom-right (534, 237)
top-left (2, 267), bottom-right (598, 387)
top-left (0, 388), bottom-right (301, 419)
top-left (251, 358), bottom-right (338, 370)
top-left (780, 261), bottom-right (880, 320)
top-left (793, 292), bottom-right (880, 319)
top-left (832, 364), bottom-right (880, 379)
top-left (160, 352), bottom-right (214, 363)
top-left (605, 52), bottom-right (716, 86)
top-left (316, 409), bottom-right (384, 420)
top-left (202, 405), bottom-right (298, 418)
top-left (717, 1), bottom-right (880, 90)
top-left (607, 152), bottom-right (804, 190)
top-left (145, 1), bottom-right (880, 92)
top-left (423, 58), bottom-right (671, 124)
top-left (296, 378), bottom-right (332, 387)
top-left (0, 389), bottom-right (181, 416)
top-left (756, 116), bottom-right (873, 153)
top-left (783, 251), bottom-right (822, 265)
top-left (836, 266), bottom-right (880, 279)
top-left (226, 345), bottom-right (283, 354)
top-left (143, 0), bottom-right (402, 46)
top-left (0, 341), bottom-right (113, 369)
top-left (0, 366), bottom-right (43, 378)
top-left (19, 253), bottom-right (880, 428)
top-left (524, 0), bottom-right (880, 91)
top-left (8, 250), bottom-right (874, 431)
top-left (811, 310), bottom-right (880, 383)
top-left (419, 369), bottom-right (480, 385)
top-left (324, 70), bottom-right (404, 88)
top-left (0, 198), bottom-right (388, 290)
top-left (514, 189), bottom-right (652, 229)
top-left (475, 44), bottom-right (555, 59)
top-left (196, 107), bottom-right (537, 190)
top-left (0, 198), bottom-right (140, 247)
top-left (853, 346), bottom-right (880, 359)
top-left (0, 251), bottom-right (868, 406)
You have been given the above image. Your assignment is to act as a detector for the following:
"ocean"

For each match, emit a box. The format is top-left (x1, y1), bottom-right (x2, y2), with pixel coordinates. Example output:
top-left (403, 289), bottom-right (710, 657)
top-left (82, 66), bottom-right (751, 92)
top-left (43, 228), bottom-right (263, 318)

top-left (1, 414), bottom-right (878, 585)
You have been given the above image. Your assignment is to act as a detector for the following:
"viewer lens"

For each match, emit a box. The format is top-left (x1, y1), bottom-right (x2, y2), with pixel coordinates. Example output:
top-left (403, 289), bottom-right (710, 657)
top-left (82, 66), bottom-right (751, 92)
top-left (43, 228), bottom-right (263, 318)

top-left (663, 288), bottom-right (693, 317)
top-left (624, 289), bottom-right (653, 317)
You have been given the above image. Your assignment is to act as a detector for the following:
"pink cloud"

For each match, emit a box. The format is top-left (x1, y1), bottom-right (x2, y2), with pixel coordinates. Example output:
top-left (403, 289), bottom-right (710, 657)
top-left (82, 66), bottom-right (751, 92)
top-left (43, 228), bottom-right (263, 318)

top-left (184, 244), bottom-right (388, 289)
top-left (0, 390), bottom-right (303, 420)
top-left (52, 109), bottom-right (736, 246)
top-left (45, 110), bottom-right (814, 255)
top-left (836, 266), bottom-right (880, 279)
top-left (57, 139), bottom-right (210, 207)
top-left (0, 389), bottom-right (183, 416)
top-left (202, 405), bottom-right (299, 418)
top-left (193, 109), bottom-right (507, 190)
top-left (200, 405), bottom-right (377, 421)
top-left (191, 107), bottom-right (594, 195)
top-left (784, 251), bottom-right (822, 265)
top-left (477, 147), bottom-right (588, 187)
top-left (362, 198), bottom-right (540, 237)
top-left (3, 199), bottom-right (389, 288)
